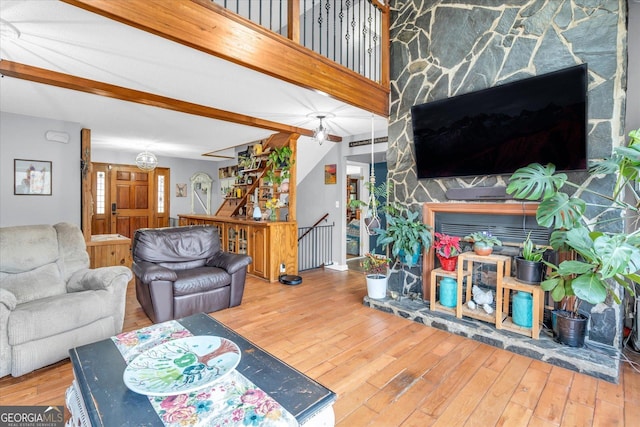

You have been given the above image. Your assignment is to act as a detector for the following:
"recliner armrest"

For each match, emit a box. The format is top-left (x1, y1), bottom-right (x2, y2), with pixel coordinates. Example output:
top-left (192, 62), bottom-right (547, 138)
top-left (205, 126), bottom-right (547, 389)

top-left (133, 261), bottom-right (178, 283)
top-left (67, 266), bottom-right (133, 292)
top-left (207, 252), bottom-right (252, 274)
top-left (0, 287), bottom-right (17, 311)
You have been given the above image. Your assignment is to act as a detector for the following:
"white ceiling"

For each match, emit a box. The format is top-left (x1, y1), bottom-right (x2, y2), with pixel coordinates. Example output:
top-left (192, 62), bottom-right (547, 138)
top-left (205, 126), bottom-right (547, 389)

top-left (0, 0), bottom-right (388, 162)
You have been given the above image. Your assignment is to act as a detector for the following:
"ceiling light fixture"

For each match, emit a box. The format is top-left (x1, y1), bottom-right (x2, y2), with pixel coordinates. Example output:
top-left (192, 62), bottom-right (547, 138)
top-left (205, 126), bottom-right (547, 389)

top-left (309, 112), bottom-right (335, 145)
top-left (136, 150), bottom-right (158, 171)
top-left (314, 116), bottom-right (328, 144)
top-left (0, 19), bottom-right (21, 41)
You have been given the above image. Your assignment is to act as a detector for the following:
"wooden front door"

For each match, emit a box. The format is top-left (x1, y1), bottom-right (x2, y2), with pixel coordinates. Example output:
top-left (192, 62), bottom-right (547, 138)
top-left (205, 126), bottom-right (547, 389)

top-left (91, 163), bottom-right (165, 238)
top-left (111, 166), bottom-right (152, 237)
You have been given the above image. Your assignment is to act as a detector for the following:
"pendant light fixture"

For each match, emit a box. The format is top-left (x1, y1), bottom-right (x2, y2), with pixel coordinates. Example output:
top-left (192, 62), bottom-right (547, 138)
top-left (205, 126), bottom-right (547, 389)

top-left (309, 112), bottom-right (335, 145)
top-left (136, 150), bottom-right (158, 171)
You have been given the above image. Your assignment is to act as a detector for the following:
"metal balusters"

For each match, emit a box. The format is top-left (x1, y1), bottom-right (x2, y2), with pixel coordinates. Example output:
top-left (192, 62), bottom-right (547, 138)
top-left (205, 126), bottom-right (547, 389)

top-left (211, 0), bottom-right (383, 82)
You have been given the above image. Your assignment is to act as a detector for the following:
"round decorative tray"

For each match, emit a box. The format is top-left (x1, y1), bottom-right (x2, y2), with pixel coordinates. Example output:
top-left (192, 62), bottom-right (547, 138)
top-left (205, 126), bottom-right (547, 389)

top-left (123, 336), bottom-right (240, 396)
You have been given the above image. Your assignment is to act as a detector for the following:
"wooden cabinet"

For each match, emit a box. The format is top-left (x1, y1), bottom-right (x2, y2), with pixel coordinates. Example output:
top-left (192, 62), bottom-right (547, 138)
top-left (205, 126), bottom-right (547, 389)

top-left (249, 226), bottom-right (268, 277)
top-left (86, 234), bottom-right (133, 284)
top-left (178, 214), bottom-right (297, 282)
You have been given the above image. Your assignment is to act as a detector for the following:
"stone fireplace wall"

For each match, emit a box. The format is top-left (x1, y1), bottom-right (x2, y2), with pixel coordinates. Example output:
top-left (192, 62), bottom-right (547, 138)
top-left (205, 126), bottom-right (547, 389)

top-left (387, 0), bottom-right (628, 348)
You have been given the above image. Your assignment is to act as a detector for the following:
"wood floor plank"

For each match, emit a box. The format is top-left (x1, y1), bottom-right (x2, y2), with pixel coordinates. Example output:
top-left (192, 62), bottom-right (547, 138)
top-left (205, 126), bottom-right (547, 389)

top-left (533, 380), bottom-right (571, 424)
top-left (561, 400), bottom-right (594, 427)
top-left (510, 366), bottom-right (550, 409)
top-left (592, 398), bottom-right (624, 427)
top-left (496, 401), bottom-right (533, 426)
top-left (1, 267), bottom-right (638, 427)
top-left (465, 353), bottom-right (532, 426)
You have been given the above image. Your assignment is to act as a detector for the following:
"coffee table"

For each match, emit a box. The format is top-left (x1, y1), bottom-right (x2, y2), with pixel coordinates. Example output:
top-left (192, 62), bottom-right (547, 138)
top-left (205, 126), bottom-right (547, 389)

top-left (65, 313), bottom-right (336, 426)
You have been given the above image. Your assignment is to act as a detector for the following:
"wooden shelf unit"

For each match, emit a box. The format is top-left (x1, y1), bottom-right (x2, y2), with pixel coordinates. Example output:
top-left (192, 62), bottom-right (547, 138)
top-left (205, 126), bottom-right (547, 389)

top-left (178, 214), bottom-right (297, 282)
top-left (429, 267), bottom-right (458, 316)
top-left (428, 251), bottom-right (543, 339)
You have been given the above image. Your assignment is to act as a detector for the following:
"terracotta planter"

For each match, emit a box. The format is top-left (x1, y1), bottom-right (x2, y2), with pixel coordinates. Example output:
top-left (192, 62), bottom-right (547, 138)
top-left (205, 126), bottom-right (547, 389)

top-left (436, 254), bottom-right (458, 271)
top-left (473, 242), bottom-right (493, 256)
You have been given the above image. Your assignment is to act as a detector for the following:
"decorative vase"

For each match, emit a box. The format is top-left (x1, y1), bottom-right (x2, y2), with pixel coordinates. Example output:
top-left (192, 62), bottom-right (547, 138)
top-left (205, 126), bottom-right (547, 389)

top-left (269, 209), bottom-right (277, 221)
top-left (473, 242), bottom-right (493, 256)
top-left (552, 310), bottom-right (588, 347)
top-left (512, 291), bottom-right (533, 328)
top-left (439, 277), bottom-right (457, 308)
top-left (252, 206), bottom-right (262, 221)
top-left (436, 254), bottom-right (458, 272)
top-left (515, 257), bottom-right (545, 284)
top-left (366, 274), bottom-right (387, 299)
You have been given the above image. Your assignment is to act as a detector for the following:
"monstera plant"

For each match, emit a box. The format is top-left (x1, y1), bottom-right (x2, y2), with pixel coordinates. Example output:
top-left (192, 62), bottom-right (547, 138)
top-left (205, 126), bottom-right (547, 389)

top-left (506, 129), bottom-right (640, 310)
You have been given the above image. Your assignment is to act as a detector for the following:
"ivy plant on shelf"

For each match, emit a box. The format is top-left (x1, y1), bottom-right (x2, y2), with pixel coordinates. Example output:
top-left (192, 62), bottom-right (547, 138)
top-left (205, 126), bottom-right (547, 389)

top-left (264, 146), bottom-right (293, 185)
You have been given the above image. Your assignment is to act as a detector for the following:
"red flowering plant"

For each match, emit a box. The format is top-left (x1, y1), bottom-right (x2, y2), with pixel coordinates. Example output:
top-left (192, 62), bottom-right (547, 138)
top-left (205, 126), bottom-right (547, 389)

top-left (433, 233), bottom-right (461, 258)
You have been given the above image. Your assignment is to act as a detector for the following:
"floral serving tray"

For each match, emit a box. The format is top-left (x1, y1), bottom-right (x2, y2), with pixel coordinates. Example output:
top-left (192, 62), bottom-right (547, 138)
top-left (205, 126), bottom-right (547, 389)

top-left (123, 336), bottom-right (241, 396)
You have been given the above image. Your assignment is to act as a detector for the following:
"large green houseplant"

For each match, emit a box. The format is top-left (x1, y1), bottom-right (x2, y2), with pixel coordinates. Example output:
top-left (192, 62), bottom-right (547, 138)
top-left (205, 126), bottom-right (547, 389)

top-left (506, 129), bottom-right (640, 345)
top-left (375, 208), bottom-right (432, 267)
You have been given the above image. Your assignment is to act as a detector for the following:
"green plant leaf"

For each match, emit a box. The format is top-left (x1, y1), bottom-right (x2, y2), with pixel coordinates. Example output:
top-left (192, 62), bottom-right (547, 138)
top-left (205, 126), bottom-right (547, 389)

top-left (506, 163), bottom-right (567, 200)
top-left (556, 260), bottom-right (594, 276)
top-left (592, 234), bottom-right (636, 278)
top-left (536, 193), bottom-right (585, 229)
top-left (571, 273), bottom-right (608, 305)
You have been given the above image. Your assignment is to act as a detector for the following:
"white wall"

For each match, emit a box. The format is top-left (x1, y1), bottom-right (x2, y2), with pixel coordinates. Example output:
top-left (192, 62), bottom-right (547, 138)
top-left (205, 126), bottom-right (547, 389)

top-left (0, 112), bottom-right (82, 227)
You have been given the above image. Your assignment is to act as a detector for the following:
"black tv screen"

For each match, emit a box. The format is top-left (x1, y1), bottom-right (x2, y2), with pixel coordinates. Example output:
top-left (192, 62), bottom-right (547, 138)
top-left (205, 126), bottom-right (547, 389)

top-left (411, 64), bottom-right (588, 179)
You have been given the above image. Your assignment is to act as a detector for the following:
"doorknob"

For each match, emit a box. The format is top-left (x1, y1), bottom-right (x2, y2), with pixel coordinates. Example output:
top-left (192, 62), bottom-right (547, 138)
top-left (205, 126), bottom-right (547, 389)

top-left (111, 203), bottom-right (117, 215)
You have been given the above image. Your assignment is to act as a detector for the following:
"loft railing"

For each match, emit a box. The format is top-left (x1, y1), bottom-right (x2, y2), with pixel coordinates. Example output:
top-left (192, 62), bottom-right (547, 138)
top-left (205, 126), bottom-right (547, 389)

top-left (212, 0), bottom-right (388, 84)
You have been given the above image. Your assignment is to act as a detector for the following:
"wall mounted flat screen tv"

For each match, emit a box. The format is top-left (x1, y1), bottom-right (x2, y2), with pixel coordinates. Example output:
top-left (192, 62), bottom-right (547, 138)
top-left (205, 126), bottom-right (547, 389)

top-left (411, 64), bottom-right (588, 179)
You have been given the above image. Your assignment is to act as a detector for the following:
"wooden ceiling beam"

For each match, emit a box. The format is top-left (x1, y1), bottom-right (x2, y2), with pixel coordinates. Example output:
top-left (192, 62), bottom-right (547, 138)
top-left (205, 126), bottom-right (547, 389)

top-left (0, 60), bottom-right (342, 141)
top-left (62, 0), bottom-right (389, 118)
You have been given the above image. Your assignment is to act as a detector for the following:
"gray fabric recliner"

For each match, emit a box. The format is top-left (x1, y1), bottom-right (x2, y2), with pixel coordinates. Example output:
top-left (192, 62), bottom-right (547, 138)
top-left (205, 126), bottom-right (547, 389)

top-left (0, 222), bottom-right (132, 377)
top-left (132, 226), bottom-right (252, 324)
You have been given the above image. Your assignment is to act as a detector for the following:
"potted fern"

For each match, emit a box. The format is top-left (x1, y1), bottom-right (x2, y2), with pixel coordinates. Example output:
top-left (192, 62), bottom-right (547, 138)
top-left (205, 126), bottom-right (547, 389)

top-left (506, 129), bottom-right (640, 347)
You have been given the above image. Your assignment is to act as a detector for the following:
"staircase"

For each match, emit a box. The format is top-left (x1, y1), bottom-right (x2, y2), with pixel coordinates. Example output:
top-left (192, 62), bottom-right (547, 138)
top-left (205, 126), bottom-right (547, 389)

top-left (215, 132), bottom-right (296, 218)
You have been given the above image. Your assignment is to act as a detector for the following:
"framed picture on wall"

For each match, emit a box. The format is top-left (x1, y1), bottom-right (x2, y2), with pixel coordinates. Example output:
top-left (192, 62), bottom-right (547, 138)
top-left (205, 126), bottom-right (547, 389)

top-left (324, 164), bottom-right (337, 184)
top-left (14, 159), bottom-right (52, 195)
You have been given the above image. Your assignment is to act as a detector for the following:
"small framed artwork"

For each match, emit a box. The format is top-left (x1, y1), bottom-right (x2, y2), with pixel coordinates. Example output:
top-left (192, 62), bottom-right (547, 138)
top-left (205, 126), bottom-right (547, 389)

top-left (176, 183), bottom-right (187, 197)
top-left (324, 164), bottom-right (337, 185)
top-left (14, 159), bottom-right (52, 195)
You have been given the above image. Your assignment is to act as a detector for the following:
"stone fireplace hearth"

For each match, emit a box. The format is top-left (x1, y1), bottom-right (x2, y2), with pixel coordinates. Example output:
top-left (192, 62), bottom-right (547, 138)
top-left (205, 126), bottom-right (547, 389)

top-left (379, 201), bottom-right (624, 383)
top-left (363, 295), bottom-right (620, 383)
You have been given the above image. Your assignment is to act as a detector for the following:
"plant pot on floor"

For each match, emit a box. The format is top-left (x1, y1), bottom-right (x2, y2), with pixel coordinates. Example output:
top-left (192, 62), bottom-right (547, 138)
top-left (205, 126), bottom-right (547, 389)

top-left (366, 274), bottom-right (387, 299)
top-left (515, 257), bottom-right (545, 284)
top-left (552, 309), bottom-right (588, 347)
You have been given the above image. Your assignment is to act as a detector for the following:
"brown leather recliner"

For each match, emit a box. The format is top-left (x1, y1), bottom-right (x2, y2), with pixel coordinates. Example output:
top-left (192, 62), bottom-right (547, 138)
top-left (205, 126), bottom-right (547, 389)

top-left (132, 226), bottom-right (252, 323)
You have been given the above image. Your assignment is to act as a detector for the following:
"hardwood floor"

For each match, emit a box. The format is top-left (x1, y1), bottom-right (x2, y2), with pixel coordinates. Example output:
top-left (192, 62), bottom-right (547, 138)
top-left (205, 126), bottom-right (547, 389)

top-left (1, 268), bottom-right (639, 426)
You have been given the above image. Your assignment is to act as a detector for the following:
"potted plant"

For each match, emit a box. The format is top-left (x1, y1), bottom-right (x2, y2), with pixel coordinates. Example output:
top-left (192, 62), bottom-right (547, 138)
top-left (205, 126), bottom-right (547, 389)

top-left (265, 146), bottom-right (293, 185)
top-left (515, 232), bottom-right (547, 284)
top-left (375, 208), bottom-right (432, 267)
top-left (464, 231), bottom-right (502, 256)
top-left (349, 180), bottom-right (401, 234)
top-left (506, 129), bottom-right (640, 347)
top-left (433, 232), bottom-right (462, 271)
top-left (362, 252), bottom-right (390, 299)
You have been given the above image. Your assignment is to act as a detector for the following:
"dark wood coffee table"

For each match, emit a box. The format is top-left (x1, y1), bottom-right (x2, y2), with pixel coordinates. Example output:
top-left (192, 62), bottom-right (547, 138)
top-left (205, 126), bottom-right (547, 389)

top-left (66, 313), bottom-right (336, 426)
